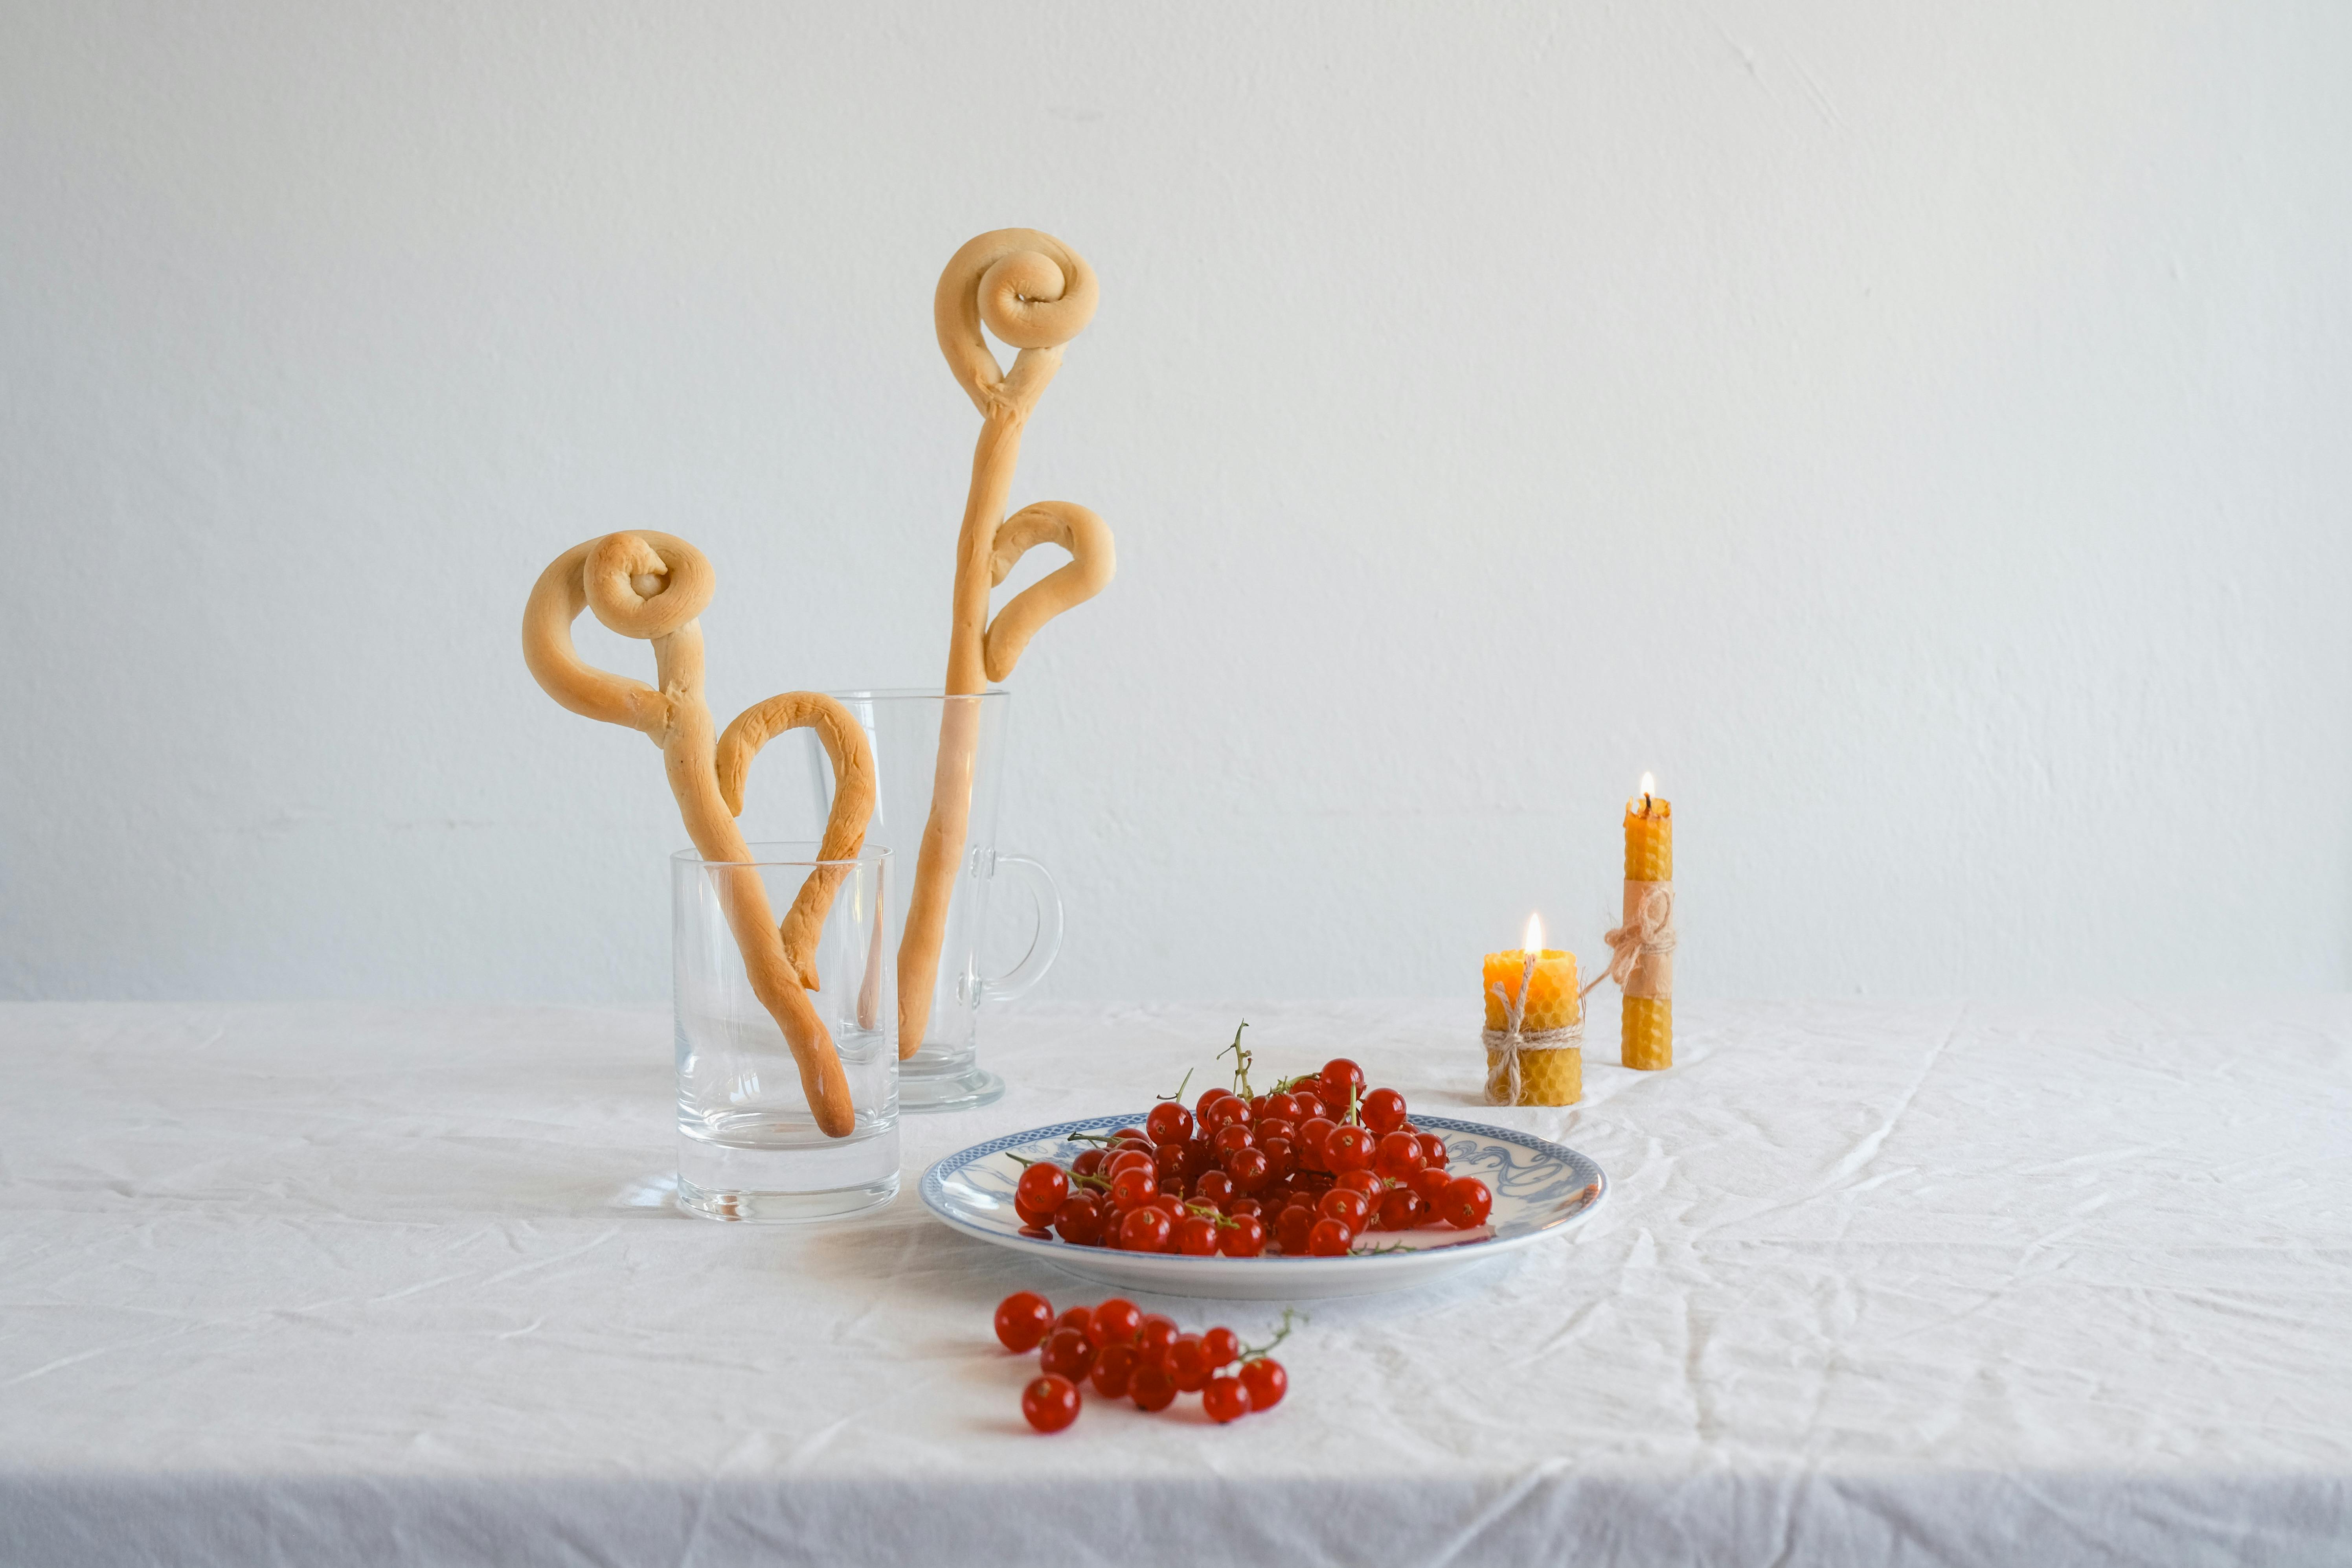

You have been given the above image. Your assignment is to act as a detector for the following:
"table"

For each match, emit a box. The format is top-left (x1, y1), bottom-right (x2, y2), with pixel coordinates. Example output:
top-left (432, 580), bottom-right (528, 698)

top-left (3, 999), bottom-right (2348, 1566)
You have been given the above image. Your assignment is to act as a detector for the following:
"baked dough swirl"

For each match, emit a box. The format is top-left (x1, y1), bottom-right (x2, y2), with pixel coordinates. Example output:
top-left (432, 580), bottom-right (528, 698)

top-left (522, 531), bottom-right (870, 1138)
top-left (900, 230), bottom-right (1116, 1058)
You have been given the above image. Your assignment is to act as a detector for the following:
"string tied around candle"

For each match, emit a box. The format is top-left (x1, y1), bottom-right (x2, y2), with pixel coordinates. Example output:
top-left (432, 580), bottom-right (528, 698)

top-left (1483, 949), bottom-right (1584, 1105)
top-left (1581, 882), bottom-right (1677, 1002)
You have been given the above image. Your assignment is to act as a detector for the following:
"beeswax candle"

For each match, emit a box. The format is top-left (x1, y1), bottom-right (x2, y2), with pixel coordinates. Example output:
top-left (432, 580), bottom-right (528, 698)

top-left (1482, 912), bottom-right (1583, 1105)
top-left (1622, 773), bottom-right (1674, 1070)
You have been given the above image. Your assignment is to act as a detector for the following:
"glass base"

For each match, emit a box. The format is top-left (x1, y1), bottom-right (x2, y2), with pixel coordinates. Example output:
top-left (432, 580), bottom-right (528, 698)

top-left (675, 1124), bottom-right (901, 1222)
top-left (897, 1066), bottom-right (1006, 1113)
top-left (676, 1170), bottom-right (900, 1222)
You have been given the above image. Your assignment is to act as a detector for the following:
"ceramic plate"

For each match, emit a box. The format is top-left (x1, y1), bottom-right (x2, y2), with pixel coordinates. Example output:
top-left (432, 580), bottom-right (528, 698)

top-left (919, 1112), bottom-right (1606, 1299)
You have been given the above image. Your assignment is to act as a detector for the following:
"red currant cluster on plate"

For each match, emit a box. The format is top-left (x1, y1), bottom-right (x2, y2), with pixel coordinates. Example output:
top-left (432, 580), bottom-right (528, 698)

top-left (996, 1290), bottom-right (1290, 1432)
top-left (1009, 1054), bottom-right (1495, 1257)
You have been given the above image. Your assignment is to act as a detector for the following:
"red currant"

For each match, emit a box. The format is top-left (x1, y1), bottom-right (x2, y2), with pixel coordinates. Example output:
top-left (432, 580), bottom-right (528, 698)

top-left (1226, 1146), bottom-right (1271, 1193)
top-left (1318, 1058), bottom-right (1365, 1111)
top-left (1168, 1335), bottom-right (1211, 1392)
top-left (1052, 1193), bottom-right (1104, 1245)
top-left (1054, 1305), bottom-right (1091, 1333)
top-left (1201, 1325), bottom-right (1241, 1368)
top-left (1259, 1135), bottom-right (1297, 1181)
top-left (1087, 1298), bottom-right (1141, 1348)
top-left (1307, 1217), bottom-right (1354, 1256)
top-left (1130, 1360), bottom-right (1178, 1412)
top-left (1376, 1187), bottom-right (1428, 1231)
top-left (1195, 1085), bottom-right (1233, 1118)
top-left (1210, 1123), bottom-right (1255, 1158)
top-left (1202, 1373), bottom-right (1250, 1423)
top-left (1182, 1137), bottom-right (1215, 1178)
top-left (1070, 1148), bottom-right (1106, 1177)
top-left (1219, 1213), bottom-right (1267, 1257)
top-left (1022, 1373), bottom-right (1081, 1433)
top-left (1176, 1214), bottom-right (1219, 1255)
top-left (1441, 1175), bottom-right (1494, 1229)
top-left (1296, 1117), bottom-right (1336, 1172)
top-left (1417, 1132), bottom-right (1448, 1169)
top-left (1193, 1169), bottom-right (1237, 1209)
top-left (1112, 1125), bottom-right (1148, 1144)
top-left (1203, 1097), bottom-right (1252, 1133)
top-left (1240, 1357), bottom-right (1287, 1411)
top-left (1290, 1090), bottom-right (1327, 1121)
top-left (1108, 1165), bottom-right (1157, 1209)
top-left (1152, 1142), bottom-right (1186, 1179)
top-left (1336, 1169), bottom-right (1384, 1202)
top-left (1263, 1092), bottom-right (1302, 1123)
top-left (1326, 1124), bottom-right (1376, 1173)
top-left (1274, 1205), bottom-right (1314, 1254)
top-left (1039, 1325), bottom-right (1095, 1380)
top-left (1229, 1197), bottom-right (1263, 1219)
top-left (1016, 1162), bottom-right (1070, 1213)
top-left (1373, 1129), bottom-right (1426, 1182)
top-left (1408, 1167), bottom-right (1454, 1206)
top-left (1118, 1206), bottom-right (1172, 1252)
top-left (1362, 1086), bottom-right (1408, 1134)
top-left (1145, 1102), bottom-right (1195, 1144)
top-left (1318, 1188), bottom-right (1369, 1229)
top-left (1135, 1314), bottom-right (1179, 1357)
top-left (994, 1291), bottom-right (1053, 1352)
top-left (1090, 1342), bottom-right (1137, 1399)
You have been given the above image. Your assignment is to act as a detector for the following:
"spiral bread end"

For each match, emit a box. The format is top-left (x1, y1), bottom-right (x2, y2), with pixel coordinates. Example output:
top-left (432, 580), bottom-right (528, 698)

top-left (935, 228), bottom-right (1099, 419)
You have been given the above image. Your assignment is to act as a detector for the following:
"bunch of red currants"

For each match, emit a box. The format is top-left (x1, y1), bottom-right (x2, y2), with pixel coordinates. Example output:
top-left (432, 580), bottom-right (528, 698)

top-left (1009, 1055), bottom-right (1494, 1258)
top-left (996, 1290), bottom-right (1290, 1432)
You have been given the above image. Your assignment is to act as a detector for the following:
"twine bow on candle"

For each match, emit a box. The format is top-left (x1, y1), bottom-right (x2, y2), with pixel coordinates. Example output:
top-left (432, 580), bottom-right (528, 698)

top-left (1483, 950), bottom-right (1584, 1105)
top-left (1582, 882), bottom-right (1678, 1001)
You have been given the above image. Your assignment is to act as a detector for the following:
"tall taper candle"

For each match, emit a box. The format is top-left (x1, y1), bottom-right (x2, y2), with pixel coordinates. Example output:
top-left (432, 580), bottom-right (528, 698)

top-left (1622, 773), bottom-right (1673, 1070)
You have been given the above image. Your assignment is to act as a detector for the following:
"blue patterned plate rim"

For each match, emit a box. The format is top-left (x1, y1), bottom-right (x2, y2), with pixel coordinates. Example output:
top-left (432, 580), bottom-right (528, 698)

top-left (919, 1111), bottom-right (1606, 1266)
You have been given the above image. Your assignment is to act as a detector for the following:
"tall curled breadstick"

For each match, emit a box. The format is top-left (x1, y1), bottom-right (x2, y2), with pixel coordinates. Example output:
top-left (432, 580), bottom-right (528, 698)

top-left (522, 531), bottom-right (864, 1139)
top-left (899, 230), bottom-right (1117, 1058)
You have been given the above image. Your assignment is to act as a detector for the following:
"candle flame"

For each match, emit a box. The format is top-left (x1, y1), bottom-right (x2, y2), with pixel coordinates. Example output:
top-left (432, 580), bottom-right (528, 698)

top-left (1640, 770), bottom-right (1656, 798)
top-left (1632, 770), bottom-right (1657, 815)
top-left (1523, 911), bottom-right (1544, 955)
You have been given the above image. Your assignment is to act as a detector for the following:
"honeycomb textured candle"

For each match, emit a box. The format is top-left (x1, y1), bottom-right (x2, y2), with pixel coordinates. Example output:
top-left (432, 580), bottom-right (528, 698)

top-left (1623, 798), bottom-right (1673, 1070)
top-left (1482, 948), bottom-right (1583, 1105)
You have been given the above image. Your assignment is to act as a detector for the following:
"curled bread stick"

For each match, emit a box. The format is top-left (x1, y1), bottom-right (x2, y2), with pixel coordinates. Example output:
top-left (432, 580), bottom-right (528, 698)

top-left (715, 691), bottom-right (878, 991)
top-left (521, 531), bottom-right (860, 1138)
top-left (900, 230), bottom-right (1115, 1058)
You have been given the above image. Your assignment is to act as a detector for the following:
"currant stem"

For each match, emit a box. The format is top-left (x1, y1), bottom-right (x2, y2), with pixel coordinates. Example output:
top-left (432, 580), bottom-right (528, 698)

top-left (1218, 1021), bottom-right (1253, 1099)
top-left (1240, 1307), bottom-right (1306, 1359)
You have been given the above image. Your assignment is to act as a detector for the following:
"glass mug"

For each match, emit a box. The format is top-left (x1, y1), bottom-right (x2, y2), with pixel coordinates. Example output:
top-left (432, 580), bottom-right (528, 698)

top-left (672, 843), bottom-right (896, 1221)
top-left (745, 688), bottom-right (1061, 1112)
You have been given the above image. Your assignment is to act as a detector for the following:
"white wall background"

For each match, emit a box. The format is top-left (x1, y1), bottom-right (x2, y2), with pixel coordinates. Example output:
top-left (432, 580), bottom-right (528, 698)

top-left (3, 2), bottom-right (2346, 1006)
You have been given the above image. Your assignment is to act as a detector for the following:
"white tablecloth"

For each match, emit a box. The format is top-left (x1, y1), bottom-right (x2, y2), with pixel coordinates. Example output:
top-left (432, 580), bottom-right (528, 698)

top-left (2, 998), bottom-right (2347, 1566)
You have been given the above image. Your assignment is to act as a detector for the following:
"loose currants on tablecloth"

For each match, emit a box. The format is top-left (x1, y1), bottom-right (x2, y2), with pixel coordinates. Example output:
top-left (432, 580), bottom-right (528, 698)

top-left (996, 1291), bottom-right (1294, 1432)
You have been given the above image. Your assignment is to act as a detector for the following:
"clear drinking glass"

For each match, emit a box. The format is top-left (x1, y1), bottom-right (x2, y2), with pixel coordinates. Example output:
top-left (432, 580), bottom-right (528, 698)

top-left (672, 842), bottom-right (897, 1221)
top-left (741, 689), bottom-right (1062, 1112)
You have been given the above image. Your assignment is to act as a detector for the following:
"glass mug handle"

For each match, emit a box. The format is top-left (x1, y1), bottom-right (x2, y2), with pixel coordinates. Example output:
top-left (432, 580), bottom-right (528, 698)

top-left (974, 852), bottom-right (1063, 1004)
